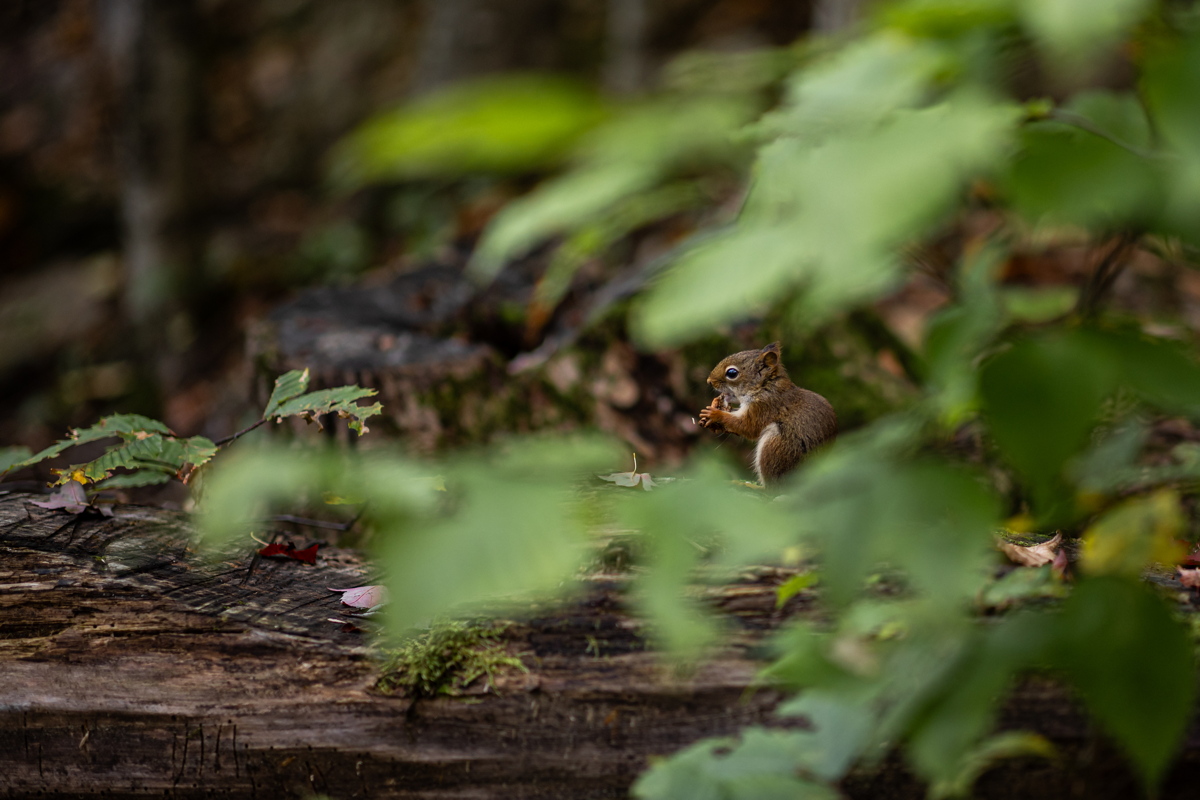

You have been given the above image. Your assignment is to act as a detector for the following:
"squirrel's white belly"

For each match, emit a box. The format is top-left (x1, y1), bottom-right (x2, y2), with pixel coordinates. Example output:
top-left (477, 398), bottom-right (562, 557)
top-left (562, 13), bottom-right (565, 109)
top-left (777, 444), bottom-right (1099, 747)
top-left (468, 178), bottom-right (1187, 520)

top-left (753, 422), bottom-right (780, 484)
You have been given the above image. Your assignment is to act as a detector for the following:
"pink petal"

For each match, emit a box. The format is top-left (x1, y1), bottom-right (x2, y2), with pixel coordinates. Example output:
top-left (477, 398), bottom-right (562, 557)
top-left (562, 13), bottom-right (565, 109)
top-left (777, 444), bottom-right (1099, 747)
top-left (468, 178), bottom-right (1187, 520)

top-left (327, 585), bottom-right (389, 608)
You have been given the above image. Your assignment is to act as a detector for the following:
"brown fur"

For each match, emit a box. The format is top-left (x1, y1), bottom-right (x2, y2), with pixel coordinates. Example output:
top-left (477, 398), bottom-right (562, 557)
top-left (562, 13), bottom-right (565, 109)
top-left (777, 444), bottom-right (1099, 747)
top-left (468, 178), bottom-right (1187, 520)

top-left (698, 342), bottom-right (837, 485)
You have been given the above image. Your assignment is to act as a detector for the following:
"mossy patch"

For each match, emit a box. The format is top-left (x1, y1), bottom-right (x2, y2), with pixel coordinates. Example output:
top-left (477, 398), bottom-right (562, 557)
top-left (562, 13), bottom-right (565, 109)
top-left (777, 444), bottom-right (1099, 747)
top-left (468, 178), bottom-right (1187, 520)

top-left (376, 620), bottom-right (528, 698)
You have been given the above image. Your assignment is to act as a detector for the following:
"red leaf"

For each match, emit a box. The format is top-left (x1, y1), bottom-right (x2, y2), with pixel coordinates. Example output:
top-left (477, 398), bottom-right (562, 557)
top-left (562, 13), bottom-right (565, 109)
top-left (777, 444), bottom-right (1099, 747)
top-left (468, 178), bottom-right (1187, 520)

top-left (290, 543), bottom-right (320, 565)
top-left (257, 541), bottom-right (320, 564)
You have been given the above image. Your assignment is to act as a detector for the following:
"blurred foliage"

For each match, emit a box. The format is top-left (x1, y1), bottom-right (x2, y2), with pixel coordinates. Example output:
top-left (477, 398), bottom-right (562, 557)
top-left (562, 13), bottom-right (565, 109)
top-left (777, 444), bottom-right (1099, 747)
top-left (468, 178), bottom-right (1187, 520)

top-left (183, 0), bottom-right (1200, 795)
top-left (331, 75), bottom-right (608, 186)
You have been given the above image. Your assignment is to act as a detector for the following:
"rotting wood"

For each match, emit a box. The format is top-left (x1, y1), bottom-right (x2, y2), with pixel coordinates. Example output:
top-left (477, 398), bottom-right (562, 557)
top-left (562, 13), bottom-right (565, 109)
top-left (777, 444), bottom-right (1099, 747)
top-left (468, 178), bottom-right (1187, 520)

top-left (2, 490), bottom-right (1199, 799)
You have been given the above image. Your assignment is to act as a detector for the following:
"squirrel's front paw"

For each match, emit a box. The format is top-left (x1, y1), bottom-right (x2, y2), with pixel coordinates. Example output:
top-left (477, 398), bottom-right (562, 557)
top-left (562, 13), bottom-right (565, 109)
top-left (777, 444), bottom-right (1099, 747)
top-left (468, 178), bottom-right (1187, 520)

top-left (698, 405), bottom-right (724, 431)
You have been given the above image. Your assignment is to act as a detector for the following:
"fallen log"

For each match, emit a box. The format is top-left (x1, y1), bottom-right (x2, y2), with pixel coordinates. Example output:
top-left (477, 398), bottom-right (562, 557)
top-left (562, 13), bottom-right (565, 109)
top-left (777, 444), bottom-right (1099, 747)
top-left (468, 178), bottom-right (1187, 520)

top-left (1, 490), bottom-right (1197, 799)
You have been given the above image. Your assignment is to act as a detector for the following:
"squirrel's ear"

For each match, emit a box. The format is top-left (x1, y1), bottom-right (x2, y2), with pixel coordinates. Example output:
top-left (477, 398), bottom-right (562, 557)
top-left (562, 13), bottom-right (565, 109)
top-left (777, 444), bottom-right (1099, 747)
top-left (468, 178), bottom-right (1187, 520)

top-left (759, 342), bottom-right (781, 368)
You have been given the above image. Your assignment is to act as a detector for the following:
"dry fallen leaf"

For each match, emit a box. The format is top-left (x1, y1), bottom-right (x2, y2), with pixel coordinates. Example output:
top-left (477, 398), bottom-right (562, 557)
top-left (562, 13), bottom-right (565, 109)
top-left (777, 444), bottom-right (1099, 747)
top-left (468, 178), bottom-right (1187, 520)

top-left (998, 532), bottom-right (1062, 567)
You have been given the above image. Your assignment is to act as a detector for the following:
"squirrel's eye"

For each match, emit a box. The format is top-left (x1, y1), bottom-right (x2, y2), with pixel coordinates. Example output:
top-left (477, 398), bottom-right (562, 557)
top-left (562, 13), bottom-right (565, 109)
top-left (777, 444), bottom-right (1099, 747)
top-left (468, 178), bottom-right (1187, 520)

top-left (725, 367), bottom-right (739, 380)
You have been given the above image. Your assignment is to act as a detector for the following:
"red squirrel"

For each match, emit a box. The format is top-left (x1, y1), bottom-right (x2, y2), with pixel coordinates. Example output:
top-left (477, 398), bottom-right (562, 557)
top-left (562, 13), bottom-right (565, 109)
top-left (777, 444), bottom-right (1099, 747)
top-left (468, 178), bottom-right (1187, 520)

top-left (698, 342), bottom-right (837, 485)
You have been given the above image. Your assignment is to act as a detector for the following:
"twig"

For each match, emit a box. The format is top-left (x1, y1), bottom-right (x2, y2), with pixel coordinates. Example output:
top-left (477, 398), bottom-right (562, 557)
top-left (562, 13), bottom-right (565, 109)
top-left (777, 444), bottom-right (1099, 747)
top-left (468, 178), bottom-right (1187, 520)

top-left (213, 418), bottom-right (269, 447)
top-left (270, 514), bottom-right (357, 532)
top-left (1076, 232), bottom-right (1139, 318)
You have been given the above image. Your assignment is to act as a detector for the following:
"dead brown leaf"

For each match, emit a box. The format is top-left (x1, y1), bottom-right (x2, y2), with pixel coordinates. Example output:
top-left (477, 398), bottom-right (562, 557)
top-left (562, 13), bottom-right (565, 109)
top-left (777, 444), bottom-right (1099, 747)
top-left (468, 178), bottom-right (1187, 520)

top-left (998, 532), bottom-right (1062, 567)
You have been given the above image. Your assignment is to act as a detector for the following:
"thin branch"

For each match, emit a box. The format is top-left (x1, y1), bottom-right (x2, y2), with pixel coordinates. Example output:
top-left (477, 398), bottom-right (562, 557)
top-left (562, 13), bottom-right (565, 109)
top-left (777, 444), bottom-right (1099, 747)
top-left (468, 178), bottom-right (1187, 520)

top-left (1076, 232), bottom-right (1139, 318)
top-left (213, 418), bottom-right (269, 447)
top-left (270, 514), bottom-right (356, 532)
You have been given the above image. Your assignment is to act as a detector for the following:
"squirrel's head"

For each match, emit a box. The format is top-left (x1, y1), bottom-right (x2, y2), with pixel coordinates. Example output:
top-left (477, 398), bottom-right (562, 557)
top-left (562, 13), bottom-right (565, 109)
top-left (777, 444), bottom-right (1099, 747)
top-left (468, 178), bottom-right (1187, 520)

top-left (707, 342), bottom-right (787, 403)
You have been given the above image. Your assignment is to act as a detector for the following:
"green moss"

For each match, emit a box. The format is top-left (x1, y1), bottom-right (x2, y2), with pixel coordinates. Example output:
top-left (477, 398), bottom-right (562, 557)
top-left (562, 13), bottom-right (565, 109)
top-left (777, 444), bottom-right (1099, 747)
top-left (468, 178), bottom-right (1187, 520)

top-left (376, 620), bottom-right (528, 698)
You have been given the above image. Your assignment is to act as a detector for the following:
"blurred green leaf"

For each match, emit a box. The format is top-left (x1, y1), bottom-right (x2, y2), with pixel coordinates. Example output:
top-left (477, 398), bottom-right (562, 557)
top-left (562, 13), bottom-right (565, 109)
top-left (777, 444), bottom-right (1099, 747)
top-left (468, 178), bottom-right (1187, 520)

top-left (1141, 32), bottom-right (1200, 239)
top-left (472, 96), bottom-right (757, 279)
top-left (880, 0), bottom-right (1017, 37)
top-left (1017, 0), bottom-right (1150, 72)
top-left (0, 445), bottom-right (31, 475)
top-left (786, 435), bottom-right (999, 607)
top-left (1050, 576), bottom-right (1196, 789)
top-left (378, 436), bottom-right (618, 633)
top-left (1079, 490), bottom-right (1186, 577)
top-left (635, 95), bottom-right (1018, 345)
top-left (979, 330), bottom-right (1117, 516)
top-left (617, 459), bottom-right (793, 659)
top-left (1088, 329), bottom-right (1200, 417)
top-left (776, 572), bottom-right (819, 609)
top-left (754, 33), bottom-right (948, 144)
top-left (1005, 93), bottom-right (1162, 229)
top-left (923, 246), bottom-right (1006, 425)
top-left (197, 445), bottom-right (438, 549)
top-left (776, 693), bottom-right (876, 782)
top-left (998, 286), bottom-right (1077, 322)
top-left (332, 75), bottom-right (607, 186)
top-left (632, 729), bottom-right (840, 800)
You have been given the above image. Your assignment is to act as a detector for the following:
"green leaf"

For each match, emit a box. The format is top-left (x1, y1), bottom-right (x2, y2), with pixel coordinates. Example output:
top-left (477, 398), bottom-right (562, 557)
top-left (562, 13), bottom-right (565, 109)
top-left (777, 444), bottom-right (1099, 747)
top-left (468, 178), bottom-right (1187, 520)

top-left (331, 74), bottom-right (606, 186)
top-left (1005, 93), bottom-right (1162, 230)
top-left (1142, 32), bottom-right (1200, 240)
top-left (923, 246), bottom-right (1006, 425)
top-left (1079, 490), bottom-right (1186, 577)
top-left (632, 730), bottom-right (840, 800)
top-left (787, 443), bottom-right (999, 608)
top-left (634, 95), bottom-right (1018, 345)
top-left (197, 445), bottom-right (439, 549)
top-left (616, 459), bottom-right (794, 659)
top-left (263, 369), bottom-right (310, 419)
top-left (472, 164), bottom-right (653, 280)
top-left (775, 693), bottom-right (875, 782)
top-left (377, 436), bottom-right (619, 633)
top-left (979, 330), bottom-right (1117, 517)
top-left (471, 95), bottom-right (757, 280)
top-left (1051, 576), bottom-right (1196, 790)
top-left (267, 385), bottom-right (383, 435)
top-left (776, 572), bottom-right (819, 609)
top-left (1088, 329), bottom-right (1200, 418)
top-left (1017, 0), bottom-right (1150, 72)
top-left (754, 33), bottom-right (948, 144)
top-left (0, 446), bottom-right (31, 475)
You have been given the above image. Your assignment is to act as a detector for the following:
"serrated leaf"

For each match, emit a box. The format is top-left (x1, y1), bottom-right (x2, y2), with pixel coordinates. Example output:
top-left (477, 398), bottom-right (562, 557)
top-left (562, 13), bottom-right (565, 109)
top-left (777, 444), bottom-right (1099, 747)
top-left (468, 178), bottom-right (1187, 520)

top-left (266, 386), bottom-right (382, 435)
top-left (53, 433), bottom-right (205, 486)
top-left (178, 435), bottom-right (218, 468)
top-left (263, 369), bottom-right (311, 419)
top-left (17, 414), bottom-right (174, 471)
